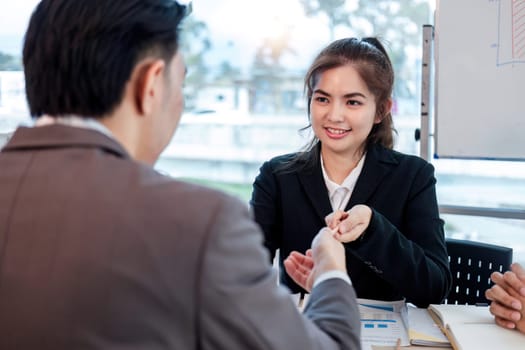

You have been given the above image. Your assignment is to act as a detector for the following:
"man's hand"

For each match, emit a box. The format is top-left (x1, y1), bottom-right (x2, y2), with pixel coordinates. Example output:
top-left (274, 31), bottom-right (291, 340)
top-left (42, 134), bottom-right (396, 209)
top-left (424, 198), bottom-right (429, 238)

top-left (325, 204), bottom-right (372, 243)
top-left (284, 227), bottom-right (347, 292)
top-left (284, 250), bottom-right (314, 292)
top-left (486, 263), bottom-right (525, 333)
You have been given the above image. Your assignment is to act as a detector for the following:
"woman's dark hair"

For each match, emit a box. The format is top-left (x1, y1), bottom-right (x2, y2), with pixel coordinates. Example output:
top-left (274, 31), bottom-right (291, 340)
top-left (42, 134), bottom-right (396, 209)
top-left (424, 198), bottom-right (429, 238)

top-left (23, 0), bottom-right (187, 118)
top-left (303, 37), bottom-right (396, 150)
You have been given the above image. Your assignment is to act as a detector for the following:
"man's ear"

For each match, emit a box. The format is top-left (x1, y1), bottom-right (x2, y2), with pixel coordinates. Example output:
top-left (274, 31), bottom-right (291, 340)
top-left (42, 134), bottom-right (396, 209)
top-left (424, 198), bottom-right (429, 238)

top-left (133, 59), bottom-right (166, 116)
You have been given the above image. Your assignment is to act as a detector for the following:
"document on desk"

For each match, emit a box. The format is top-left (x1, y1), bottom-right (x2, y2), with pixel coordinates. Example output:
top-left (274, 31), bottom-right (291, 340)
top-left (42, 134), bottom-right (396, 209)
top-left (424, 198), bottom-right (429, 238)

top-left (427, 304), bottom-right (525, 350)
top-left (407, 306), bottom-right (450, 347)
top-left (358, 298), bottom-right (410, 350)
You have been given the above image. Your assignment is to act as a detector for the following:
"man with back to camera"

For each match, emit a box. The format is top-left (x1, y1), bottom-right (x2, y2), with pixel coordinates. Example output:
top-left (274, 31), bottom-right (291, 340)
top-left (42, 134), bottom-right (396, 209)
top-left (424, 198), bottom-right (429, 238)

top-left (0, 1), bottom-right (361, 349)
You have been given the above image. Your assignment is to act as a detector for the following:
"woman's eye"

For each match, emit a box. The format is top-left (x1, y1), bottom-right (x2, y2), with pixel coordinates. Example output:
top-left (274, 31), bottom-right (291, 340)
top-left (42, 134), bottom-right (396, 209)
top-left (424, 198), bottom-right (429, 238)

top-left (315, 96), bottom-right (328, 103)
top-left (347, 100), bottom-right (362, 106)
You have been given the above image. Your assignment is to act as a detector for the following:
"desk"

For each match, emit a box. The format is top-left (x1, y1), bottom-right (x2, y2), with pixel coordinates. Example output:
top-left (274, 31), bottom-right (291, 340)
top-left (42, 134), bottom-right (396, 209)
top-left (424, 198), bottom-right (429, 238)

top-left (296, 294), bottom-right (524, 350)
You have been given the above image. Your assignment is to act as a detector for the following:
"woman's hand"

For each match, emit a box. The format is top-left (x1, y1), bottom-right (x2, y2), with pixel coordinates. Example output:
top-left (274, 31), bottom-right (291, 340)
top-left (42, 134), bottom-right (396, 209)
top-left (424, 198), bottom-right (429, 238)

top-left (325, 204), bottom-right (372, 243)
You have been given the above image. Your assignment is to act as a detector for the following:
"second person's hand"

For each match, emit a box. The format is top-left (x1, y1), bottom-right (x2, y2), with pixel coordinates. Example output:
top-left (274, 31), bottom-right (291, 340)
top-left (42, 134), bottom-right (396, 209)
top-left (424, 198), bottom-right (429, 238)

top-left (486, 263), bottom-right (525, 333)
top-left (284, 227), bottom-right (347, 292)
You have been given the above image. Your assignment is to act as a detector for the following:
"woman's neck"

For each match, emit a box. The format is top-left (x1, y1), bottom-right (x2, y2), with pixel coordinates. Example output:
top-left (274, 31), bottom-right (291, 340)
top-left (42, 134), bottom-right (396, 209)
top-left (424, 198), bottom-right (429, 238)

top-left (321, 147), bottom-right (364, 185)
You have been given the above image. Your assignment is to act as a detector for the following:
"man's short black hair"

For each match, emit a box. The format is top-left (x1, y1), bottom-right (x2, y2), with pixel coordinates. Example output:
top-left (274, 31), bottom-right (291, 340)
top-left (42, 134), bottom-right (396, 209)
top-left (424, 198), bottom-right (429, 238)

top-left (23, 0), bottom-right (187, 118)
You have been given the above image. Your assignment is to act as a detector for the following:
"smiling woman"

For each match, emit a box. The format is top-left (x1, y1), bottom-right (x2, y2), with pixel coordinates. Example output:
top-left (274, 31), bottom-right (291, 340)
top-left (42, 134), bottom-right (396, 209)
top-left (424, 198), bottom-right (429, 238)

top-left (250, 37), bottom-right (452, 307)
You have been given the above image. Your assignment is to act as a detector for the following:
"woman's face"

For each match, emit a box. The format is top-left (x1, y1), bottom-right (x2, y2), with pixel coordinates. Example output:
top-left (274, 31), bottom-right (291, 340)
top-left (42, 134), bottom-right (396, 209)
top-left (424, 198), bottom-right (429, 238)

top-left (310, 64), bottom-right (381, 159)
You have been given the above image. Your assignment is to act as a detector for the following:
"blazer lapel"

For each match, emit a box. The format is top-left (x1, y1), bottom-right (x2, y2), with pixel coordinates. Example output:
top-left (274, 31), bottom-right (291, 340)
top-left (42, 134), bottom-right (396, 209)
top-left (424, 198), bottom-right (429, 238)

top-left (347, 144), bottom-right (398, 208)
top-left (297, 149), bottom-right (333, 222)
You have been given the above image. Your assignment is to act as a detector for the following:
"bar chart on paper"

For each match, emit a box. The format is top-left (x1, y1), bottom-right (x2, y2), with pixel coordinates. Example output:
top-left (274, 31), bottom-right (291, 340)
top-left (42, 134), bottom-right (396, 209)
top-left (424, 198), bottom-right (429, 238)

top-left (358, 299), bottom-right (410, 350)
top-left (498, 0), bottom-right (525, 65)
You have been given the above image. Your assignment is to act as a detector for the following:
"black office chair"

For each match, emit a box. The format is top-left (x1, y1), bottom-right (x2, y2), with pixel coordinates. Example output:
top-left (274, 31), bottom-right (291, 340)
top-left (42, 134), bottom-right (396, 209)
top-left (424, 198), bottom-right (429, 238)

top-left (445, 238), bottom-right (513, 305)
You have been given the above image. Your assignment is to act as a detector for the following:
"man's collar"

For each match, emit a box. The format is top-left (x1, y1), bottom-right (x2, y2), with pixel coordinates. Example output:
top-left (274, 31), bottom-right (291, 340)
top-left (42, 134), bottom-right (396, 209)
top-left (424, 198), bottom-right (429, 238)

top-left (35, 115), bottom-right (115, 140)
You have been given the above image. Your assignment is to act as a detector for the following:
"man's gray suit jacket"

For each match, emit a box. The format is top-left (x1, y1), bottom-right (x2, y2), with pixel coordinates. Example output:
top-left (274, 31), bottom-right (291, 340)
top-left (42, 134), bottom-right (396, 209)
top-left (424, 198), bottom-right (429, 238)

top-left (0, 125), bottom-right (361, 350)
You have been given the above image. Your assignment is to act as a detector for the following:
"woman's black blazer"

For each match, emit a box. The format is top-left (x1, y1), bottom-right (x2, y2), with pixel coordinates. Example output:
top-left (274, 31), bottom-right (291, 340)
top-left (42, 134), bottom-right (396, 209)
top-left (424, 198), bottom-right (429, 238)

top-left (251, 143), bottom-right (452, 307)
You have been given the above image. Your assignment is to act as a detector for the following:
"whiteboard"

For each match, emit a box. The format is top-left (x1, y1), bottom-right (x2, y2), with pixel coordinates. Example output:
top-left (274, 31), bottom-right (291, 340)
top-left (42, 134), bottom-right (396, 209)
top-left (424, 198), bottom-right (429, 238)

top-left (435, 0), bottom-right (525, 160)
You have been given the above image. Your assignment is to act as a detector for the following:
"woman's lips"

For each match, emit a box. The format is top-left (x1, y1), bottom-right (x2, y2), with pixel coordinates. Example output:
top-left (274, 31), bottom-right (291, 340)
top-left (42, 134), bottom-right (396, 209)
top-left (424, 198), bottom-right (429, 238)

top-left (325, 127), bottom-right (351, 138)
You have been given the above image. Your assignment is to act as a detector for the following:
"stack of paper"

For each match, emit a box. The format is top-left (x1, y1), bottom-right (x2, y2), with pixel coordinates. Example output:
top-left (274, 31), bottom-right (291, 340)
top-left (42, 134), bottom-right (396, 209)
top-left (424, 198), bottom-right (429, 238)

top-left (427, 304), bottom-right (525, 350)
top-left (358, 299), bottom-right (410, 350)
top-left (407, 306), bottom-right (450, 347)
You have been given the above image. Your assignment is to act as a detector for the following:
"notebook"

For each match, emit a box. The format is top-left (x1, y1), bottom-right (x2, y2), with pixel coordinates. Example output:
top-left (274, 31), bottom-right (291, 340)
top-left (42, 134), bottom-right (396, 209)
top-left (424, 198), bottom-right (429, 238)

top-left (407, 306), bottom-right (450, 347)
top-left (427, 304), bottom-right (525, 350)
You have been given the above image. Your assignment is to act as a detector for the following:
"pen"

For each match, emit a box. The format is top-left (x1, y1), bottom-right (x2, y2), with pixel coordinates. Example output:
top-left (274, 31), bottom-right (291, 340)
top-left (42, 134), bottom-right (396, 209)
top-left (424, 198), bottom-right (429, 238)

top-left (475, 302), bottom-right (488, 307)
top-left (298, 295), bottom-right (304, 309)
top-left (328, 225), bottom-right (339, 237)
